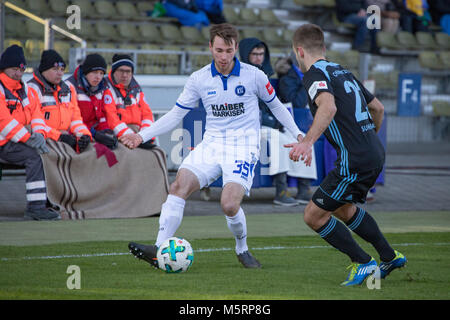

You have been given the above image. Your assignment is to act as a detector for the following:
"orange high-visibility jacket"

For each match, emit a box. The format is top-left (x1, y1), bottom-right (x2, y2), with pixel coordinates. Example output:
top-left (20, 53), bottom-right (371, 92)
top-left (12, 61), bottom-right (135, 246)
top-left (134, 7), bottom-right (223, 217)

top-left (27, 71), bottom-right (92, 141)
top-left (104, 72), bottom-right (154, 137)
top-left (0, 73), bottom-right (47, 146)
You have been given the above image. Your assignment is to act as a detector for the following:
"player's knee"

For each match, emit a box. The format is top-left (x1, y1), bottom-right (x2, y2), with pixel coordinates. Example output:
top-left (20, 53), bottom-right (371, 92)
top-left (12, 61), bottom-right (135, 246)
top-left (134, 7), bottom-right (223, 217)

top-left (303, 202), bottom-right (325, 230)
top-left (221, 200), bottom-right (240, 217)
top-left (169, 180), bottom-right (189, 198)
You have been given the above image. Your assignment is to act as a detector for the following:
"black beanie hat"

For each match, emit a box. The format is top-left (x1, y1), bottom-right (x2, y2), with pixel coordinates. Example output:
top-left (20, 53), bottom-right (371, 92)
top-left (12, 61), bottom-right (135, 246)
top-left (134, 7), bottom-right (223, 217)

top-left (111, 54), bottom-right (134, 74)
top-left (38, 49), bottom-right (66, 73)
top-left (0, 45), bottom-right (26, 70)
top-left (81, 53), bottom-right (107, 75)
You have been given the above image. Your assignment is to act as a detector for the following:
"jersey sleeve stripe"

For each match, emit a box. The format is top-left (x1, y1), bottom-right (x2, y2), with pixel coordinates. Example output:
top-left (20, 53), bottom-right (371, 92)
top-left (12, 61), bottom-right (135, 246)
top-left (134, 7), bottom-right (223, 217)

top-left (175, 102), bottom-right (193, 110)
top-left (264, 94), bottom-right (276, 104)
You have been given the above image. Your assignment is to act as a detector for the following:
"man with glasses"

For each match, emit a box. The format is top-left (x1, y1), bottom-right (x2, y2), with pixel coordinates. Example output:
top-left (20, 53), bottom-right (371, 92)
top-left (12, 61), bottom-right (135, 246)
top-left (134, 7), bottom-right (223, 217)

top-left (104, 54), bottom-right (156, 149)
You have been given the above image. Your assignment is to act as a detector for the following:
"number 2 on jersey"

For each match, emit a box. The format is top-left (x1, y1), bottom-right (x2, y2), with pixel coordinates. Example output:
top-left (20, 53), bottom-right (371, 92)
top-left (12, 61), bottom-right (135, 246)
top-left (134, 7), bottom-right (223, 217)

top-left (344, 79), bottom-right (371, 123)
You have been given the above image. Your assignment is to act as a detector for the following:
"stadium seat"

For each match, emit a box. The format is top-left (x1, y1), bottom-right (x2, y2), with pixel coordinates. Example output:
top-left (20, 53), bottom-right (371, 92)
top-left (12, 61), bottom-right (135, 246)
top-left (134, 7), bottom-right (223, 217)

top-left (160, 24), bottom-right (183, 43)
top-left (282, 29), bottom-right (294, 43)
top-left (201, 26), bottom-right (211, 42)
top-left (432, 100), bottom-right (450, 116)
top-left (259, 9), bottom-right (283, 26)
top-left (137, 24), bottom-right (163, 44)
top-left (24, 0), bottom-right (49, 15)
top-left (239, 8), bottom-right (259, 24)
top-left (396, 31), bottom-right (419, 49)
top-left (116, 1), bottom-right (141, 20)
top-left (376, 31), bottom-right (401, 50)
top-left (116, 23), bottom-right (140, 42)
top-left (25, 18), bottom-right (44, 38)
top-left (95, 23), bottom-right (118, 41)
top-left (439, 51), bottom-right (450, 69)
top-left (317, 0), bottom-right (336, 7)
top-left (223, 7), bottom-right (240, 25)
top-left (24, 39), bottom-right (44, 63)
top-left (418, 51), bottom-right (441, 70)
top-left (4, 38), bottom-right (23, 48)
top-left (263, 28), bottom-right (286, 47)
top-left (4, 15), bottom-right (24, 38)
top-left (325, 50), bottom-right (343, 64)
top-left (53, 41), bottom-right (71, 62)
top-left (342, 50), bottom-right (359, 70)
top-left (435, 33), bottom-right (450, 50)
top-left (240, 28), bottom-right (263, 40)
top-left (95, 42), bottom-right (117, 64)
top-left (140, 44), bottom-right (163, 64)
top-left (415, 31), bottom-right (438, 50)
top-left (73, 20), bottom-right (98, 41)
top-left (180, 26), bottom-right (206, 45)
top-left (293, 0), bottom-right (316, 6)
top-left (94, 0), bottom-right (117, 18)
top-left (136, 1), bottom-right (154, 17)
top-left (75, 0), bottom-right (99, 19)
top-left (48, 0), bottom-right (70, 16)
top-left (369, 71), bottom-right (398, 90)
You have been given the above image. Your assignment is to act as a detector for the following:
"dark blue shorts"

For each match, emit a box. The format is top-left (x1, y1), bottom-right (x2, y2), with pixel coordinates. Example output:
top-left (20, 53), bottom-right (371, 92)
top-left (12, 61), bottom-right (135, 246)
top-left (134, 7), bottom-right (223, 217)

top-left (312, 166), bottom-right (383, 212)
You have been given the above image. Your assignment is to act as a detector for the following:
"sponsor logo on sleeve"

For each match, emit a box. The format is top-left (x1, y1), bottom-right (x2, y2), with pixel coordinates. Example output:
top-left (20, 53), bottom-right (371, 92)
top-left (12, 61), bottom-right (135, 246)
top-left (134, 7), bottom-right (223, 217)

top-left (265, 81), bottom-right (274, 95)
top-left (308, 81), bottom-right (328, 100)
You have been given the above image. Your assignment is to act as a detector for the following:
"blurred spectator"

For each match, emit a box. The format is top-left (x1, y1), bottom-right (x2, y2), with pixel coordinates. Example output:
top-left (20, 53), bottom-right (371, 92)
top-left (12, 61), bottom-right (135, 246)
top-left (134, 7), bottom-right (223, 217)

top-left (104, 54), bottom-right (156, 150)
top-left (275, 55), bottom-right (314, 204)
top-left (28, 50), bottom-right (92, 153)
top-left (162, 0), bottom-right (210, 28)
top-left (335, 0), bottom-right (379, 53)
top-left (392, 0), bottom-right (431, 33)
top-left (239, 37), bottom-right (298, 206)
top-left (66, 54), bottom-right (118, 150)
top-left (367, 0), bottom-right (401, 33)
top-left (196, 0), bottom-right (226, 24)
top-left (428, 0), bottom-right (450, 34)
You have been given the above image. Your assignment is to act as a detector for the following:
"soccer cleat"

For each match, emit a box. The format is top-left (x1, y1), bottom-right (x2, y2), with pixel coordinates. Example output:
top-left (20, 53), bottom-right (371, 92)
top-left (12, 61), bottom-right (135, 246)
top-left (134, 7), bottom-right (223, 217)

top-left (237, 251), bottom-right (261, 268)
top-left (379, 250), bottom-right (407, 279)
top-left (341, 258), bottom-right (378, 286)
top-left (128, 242), bottom-right (159, 268)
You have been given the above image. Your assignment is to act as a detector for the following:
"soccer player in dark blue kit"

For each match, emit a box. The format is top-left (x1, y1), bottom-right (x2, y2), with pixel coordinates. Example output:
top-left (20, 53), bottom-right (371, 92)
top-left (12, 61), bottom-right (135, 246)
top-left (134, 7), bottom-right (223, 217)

top-left (285, 24), bottom-right (407, 286)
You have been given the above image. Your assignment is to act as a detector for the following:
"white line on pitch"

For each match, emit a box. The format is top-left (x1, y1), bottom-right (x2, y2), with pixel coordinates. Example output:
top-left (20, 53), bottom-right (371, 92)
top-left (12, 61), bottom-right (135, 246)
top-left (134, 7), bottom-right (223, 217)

top-left (1, 242), bottom-right (449, 262)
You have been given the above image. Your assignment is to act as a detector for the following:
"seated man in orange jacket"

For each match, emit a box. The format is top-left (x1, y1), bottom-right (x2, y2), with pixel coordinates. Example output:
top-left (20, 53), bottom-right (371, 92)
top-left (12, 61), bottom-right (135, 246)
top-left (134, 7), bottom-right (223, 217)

top-left (0, 45), bottom-right (60, 220)
top-left (27, 50), bottom-right (92, 153)
top-left (104, 54), bottom-right (155, 149)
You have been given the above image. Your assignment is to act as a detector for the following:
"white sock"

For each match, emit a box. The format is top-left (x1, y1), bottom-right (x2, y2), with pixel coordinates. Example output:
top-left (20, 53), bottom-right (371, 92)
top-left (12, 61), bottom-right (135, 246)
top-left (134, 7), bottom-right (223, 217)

top-left (155, 194), bottom-right (185, 247)
top-left (225, 207), bottom-right (248, 254)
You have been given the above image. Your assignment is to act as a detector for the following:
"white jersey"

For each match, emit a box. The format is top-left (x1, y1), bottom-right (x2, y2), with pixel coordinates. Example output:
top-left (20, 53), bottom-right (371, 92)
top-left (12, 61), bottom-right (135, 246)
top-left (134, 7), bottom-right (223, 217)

top-left (176, 58), bottom-right (276, 147)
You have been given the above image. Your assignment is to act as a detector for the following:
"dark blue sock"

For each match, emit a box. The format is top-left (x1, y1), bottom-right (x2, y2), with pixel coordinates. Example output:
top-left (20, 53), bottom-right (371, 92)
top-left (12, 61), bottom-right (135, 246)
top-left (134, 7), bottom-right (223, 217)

top-left (316, 216), bottom-right (371, 263)
top-left (346, 208), bottom-right (395, 262)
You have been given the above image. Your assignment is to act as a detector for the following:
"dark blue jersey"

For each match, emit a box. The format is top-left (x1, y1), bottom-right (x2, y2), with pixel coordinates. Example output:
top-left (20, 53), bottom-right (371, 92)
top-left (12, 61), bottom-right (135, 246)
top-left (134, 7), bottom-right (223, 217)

top-left (303, 59), bottom-right (385, 175)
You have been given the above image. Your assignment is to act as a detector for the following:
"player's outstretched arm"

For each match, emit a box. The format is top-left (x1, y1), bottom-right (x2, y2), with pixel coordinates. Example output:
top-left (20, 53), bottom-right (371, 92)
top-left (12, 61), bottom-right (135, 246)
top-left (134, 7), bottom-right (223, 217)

top-left (121, 105), bottom-right (191, 149)
top-left (285, 92), bottom-right (336, 165)
top-left (367, 97), bottom-right (384, 132)
top-left (265, 96), bottom-right (302, 141)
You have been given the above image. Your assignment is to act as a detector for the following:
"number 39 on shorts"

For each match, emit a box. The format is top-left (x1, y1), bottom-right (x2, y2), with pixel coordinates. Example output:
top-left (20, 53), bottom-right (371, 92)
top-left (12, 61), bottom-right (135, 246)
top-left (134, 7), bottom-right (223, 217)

top-left (233, 160), bottom-right (255, 181)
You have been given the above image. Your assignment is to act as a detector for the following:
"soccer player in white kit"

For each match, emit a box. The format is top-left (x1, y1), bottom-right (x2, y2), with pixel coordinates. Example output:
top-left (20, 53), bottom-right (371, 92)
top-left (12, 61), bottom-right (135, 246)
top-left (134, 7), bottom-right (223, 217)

top-left (125, 24), bottom-right (304, 268)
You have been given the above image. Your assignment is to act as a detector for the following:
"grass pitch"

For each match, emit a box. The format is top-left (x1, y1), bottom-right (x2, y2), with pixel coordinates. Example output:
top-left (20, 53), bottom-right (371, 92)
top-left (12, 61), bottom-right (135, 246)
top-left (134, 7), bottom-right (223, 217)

top-left (0, 211), bottom-right (449, 300)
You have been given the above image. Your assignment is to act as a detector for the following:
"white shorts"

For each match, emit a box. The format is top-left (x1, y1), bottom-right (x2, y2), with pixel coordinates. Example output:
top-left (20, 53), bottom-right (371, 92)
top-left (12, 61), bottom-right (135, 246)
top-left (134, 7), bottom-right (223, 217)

top-left (179, 136), bottom-right (259, 195)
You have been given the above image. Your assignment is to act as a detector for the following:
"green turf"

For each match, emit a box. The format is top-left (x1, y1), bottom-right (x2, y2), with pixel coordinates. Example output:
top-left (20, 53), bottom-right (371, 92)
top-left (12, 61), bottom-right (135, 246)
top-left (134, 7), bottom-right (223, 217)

top-left (0, 232), bottom-right (449, 300)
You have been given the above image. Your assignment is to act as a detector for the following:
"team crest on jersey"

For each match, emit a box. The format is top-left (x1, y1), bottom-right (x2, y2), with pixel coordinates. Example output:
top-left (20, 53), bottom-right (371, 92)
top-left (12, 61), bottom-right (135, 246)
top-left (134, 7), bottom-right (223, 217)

top-left (235, 85), bottom-right (245, 96)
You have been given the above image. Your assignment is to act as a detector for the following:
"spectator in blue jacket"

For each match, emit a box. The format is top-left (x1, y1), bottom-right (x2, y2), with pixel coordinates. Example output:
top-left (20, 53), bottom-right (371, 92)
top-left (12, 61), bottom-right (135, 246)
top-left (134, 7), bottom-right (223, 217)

top-left (196, 0), bottom-right (226, 24)
top-left (162, 0), bottom-right (210, 28)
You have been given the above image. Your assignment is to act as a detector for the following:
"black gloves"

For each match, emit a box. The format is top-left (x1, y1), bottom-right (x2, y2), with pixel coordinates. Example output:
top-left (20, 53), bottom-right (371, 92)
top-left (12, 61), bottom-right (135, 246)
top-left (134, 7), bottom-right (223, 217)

top-left (94, 129), bottom-right (118, 150)
top-left (58, 134), bottom-right (77, 149)
top-left (77, 135), bottom-right (91, 153)
top-left (139, 139), bottom-right (156, 150)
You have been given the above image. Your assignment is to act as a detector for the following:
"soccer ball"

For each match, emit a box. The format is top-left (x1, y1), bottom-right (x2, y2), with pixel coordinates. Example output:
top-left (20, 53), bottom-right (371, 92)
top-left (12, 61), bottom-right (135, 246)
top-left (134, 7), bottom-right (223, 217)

top-left (156, 237), bottom-right (194, 273)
